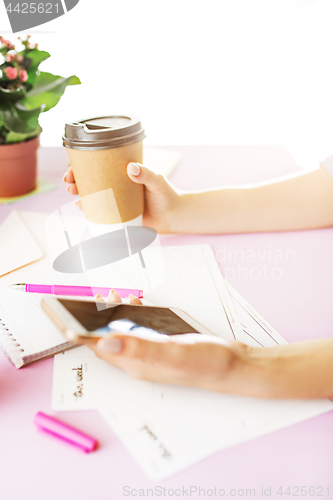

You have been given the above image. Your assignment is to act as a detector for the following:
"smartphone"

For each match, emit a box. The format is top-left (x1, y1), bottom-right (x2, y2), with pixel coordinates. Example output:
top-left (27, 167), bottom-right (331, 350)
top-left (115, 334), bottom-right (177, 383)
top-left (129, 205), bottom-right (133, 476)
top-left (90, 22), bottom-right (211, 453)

top-left (41, 297), bottom-right (215, 342)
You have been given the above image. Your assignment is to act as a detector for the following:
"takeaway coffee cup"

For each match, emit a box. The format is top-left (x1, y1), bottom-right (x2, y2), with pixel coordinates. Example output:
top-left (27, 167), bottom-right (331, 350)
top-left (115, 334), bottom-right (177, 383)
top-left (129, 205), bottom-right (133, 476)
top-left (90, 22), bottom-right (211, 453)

top-left (63, 115), bottom-right (145, 225)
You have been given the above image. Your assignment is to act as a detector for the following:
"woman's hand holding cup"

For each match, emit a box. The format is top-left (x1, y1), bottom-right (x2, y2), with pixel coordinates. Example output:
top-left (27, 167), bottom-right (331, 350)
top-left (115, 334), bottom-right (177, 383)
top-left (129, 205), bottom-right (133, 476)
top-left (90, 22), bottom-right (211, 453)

top-left (64, 162), bottom-right (184, 234)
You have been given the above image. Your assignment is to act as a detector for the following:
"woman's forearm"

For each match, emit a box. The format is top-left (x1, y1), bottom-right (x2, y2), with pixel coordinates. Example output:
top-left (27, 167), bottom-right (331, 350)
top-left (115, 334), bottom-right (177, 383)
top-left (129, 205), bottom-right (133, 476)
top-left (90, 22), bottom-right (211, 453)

top-left (228, 338), bottom-right (333, 399)
top-left (177, 166), bottom-right (333, 234)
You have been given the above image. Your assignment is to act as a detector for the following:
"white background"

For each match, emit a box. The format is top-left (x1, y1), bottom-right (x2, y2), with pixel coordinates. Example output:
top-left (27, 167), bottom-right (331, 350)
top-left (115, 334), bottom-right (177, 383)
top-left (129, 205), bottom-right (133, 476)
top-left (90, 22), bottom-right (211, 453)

top-left (1, 0), bottom-right (333, 168)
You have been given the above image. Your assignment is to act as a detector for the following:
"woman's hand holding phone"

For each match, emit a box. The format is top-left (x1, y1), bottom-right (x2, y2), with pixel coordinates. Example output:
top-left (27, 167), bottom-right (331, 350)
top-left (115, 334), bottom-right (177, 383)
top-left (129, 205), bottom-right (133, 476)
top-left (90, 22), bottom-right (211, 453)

top-left (72, 289), bottom-right (249, 394)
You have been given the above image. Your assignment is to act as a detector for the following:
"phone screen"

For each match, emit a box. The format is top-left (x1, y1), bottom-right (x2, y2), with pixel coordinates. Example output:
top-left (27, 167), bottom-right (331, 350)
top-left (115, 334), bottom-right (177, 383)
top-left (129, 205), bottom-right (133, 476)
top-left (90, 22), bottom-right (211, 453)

top-left (58, 299), bottom-right (199, 336)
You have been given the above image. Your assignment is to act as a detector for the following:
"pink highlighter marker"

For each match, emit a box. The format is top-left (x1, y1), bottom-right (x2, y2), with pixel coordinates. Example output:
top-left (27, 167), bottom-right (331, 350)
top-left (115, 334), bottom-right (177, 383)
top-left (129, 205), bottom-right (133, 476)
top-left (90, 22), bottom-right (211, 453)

top-left (34, 412), bottom-right (98, 453)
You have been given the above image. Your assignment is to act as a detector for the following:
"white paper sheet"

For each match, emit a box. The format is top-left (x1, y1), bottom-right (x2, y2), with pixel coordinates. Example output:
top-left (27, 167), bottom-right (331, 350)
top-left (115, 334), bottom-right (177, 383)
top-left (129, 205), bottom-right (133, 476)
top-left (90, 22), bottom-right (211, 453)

top-left (53, 316), bottom-right (333, 481)
top-left (52, 245), bottom-right (333, 480)
top-left (0, 210), bottom-right (43, 277)
top-left (145, 244), bottom-right (240, 341)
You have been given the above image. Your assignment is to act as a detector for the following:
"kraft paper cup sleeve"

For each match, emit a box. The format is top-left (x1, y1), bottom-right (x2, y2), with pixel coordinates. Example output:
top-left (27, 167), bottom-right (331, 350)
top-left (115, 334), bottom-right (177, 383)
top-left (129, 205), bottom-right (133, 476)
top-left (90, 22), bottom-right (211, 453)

top-left (67, 141), bottom-right (144, 224)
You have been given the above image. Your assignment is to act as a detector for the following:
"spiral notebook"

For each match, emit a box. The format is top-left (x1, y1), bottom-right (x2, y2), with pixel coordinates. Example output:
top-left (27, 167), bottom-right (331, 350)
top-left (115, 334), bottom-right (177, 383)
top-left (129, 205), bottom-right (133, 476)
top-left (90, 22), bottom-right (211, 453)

top-left (0, 289), bottom-right (74, 368)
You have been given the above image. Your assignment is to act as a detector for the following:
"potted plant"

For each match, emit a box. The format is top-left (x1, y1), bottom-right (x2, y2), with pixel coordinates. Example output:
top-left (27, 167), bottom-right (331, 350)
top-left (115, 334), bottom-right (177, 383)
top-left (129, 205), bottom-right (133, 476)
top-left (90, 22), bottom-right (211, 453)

top-left (0, 35), bottom-right (80, 197)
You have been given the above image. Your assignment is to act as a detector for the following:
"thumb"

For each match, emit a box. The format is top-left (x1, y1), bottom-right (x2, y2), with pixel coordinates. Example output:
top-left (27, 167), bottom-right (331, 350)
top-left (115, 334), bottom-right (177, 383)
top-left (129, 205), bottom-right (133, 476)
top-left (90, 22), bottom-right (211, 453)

top-left (96, 332), bottom-right (170, 356)
top-left (127, 162), bottom-right (166, 192)
top-left (93, 333), bottom-right (177, 381)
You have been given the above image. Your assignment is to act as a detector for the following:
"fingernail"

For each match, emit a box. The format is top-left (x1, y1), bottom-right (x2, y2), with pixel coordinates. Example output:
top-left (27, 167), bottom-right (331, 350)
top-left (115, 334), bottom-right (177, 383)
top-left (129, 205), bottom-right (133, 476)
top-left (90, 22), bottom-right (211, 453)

top-left (94, 293), bottom-right (104, 304)
top-left (128, 162), bottom-right (140, 176)
top-left (67, 184), bottom-right (72, 192)
top-left (97, 337), bottom-right (122, 353)
top-left (107, 289), bottom-right (115, 301)
top-left (63, 173), bottom-right (67, 182)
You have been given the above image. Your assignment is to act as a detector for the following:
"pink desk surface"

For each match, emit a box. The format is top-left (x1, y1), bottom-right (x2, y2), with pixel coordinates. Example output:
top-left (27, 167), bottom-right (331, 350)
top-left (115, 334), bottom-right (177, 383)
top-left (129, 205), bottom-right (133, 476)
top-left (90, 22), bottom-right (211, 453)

top-left (0, 146), bottom-right (332, 500)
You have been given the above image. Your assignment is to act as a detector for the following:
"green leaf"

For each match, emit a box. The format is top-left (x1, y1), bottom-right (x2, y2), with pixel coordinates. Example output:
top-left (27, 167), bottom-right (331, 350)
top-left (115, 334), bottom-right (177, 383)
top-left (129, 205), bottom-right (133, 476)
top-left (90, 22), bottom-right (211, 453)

top-left (0, 101), bottom-right (42, 133)
top-left (0, 85), bottom-right (27, 101)
top-left (23, 49), bottom-right (50, 70)
top-left (0, 111), bottom-right (4, 128)
top-left (20, 71), bottom-right (81, 112)
top-left (5, 124), bottom-right (42, 144)
top-left (23, 49), bottom-right (50, 85)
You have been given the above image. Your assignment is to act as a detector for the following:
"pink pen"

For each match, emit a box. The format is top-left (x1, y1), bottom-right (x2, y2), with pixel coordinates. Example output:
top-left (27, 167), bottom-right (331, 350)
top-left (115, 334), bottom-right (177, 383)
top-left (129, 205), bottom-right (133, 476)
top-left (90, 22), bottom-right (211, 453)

top-left (34, 412), bottom-right (98, 453)
top-left (10, 283), bottom-right (143, 299)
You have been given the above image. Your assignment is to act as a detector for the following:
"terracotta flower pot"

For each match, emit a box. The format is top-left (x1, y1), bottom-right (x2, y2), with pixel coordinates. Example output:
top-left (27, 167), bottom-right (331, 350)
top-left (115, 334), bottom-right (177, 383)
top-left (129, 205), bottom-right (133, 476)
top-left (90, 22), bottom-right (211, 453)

top-left (0, 135), bottom-right (40, 197)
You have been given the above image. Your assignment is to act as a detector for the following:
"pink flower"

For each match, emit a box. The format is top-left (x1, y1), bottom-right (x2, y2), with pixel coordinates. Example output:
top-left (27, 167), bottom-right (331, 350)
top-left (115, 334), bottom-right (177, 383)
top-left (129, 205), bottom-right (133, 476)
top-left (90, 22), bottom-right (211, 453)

top-left (19, 69), bottom-right (28, 82)
top-left (16, 54), bottom-right (23, 63)
top-left (5, 66), bottom-right (18, 80)
top-left (2, 39), bottom-right (14, 49)
top-left (6, 53), bottom-right (15, 63)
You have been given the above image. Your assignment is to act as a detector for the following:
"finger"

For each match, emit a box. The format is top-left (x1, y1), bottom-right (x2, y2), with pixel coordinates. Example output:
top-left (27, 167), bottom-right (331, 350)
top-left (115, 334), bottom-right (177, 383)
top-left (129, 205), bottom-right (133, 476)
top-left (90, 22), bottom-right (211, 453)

top-left (171, 333), bottom-right (230, 345)
top-left (129, 294), bottom-right (142, 305)
top-left (65, 328), bottom-right (100, 348)
top-left (107, 289), bottom-right (122, 305)
top-left (64, 167), bottom-right (75, 184)
top-left (66, 166), bottom-right (75, 182)
top-left (75, 199), bottom-right (82, 210)
top-left (94, 293), bottom-right (106, 304)
top-left (94, 334), bottom-right (166, 371)
top-left (127, 162), bottom-right (166, 191)
top-left (93, 333), bottom-right (236, 389)
top-left (93, 334), bottom-right (192, 383)
top-left (70, 335), bottom-right (99, 348)
top-left (67, 183), bottom-right (79, 195)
